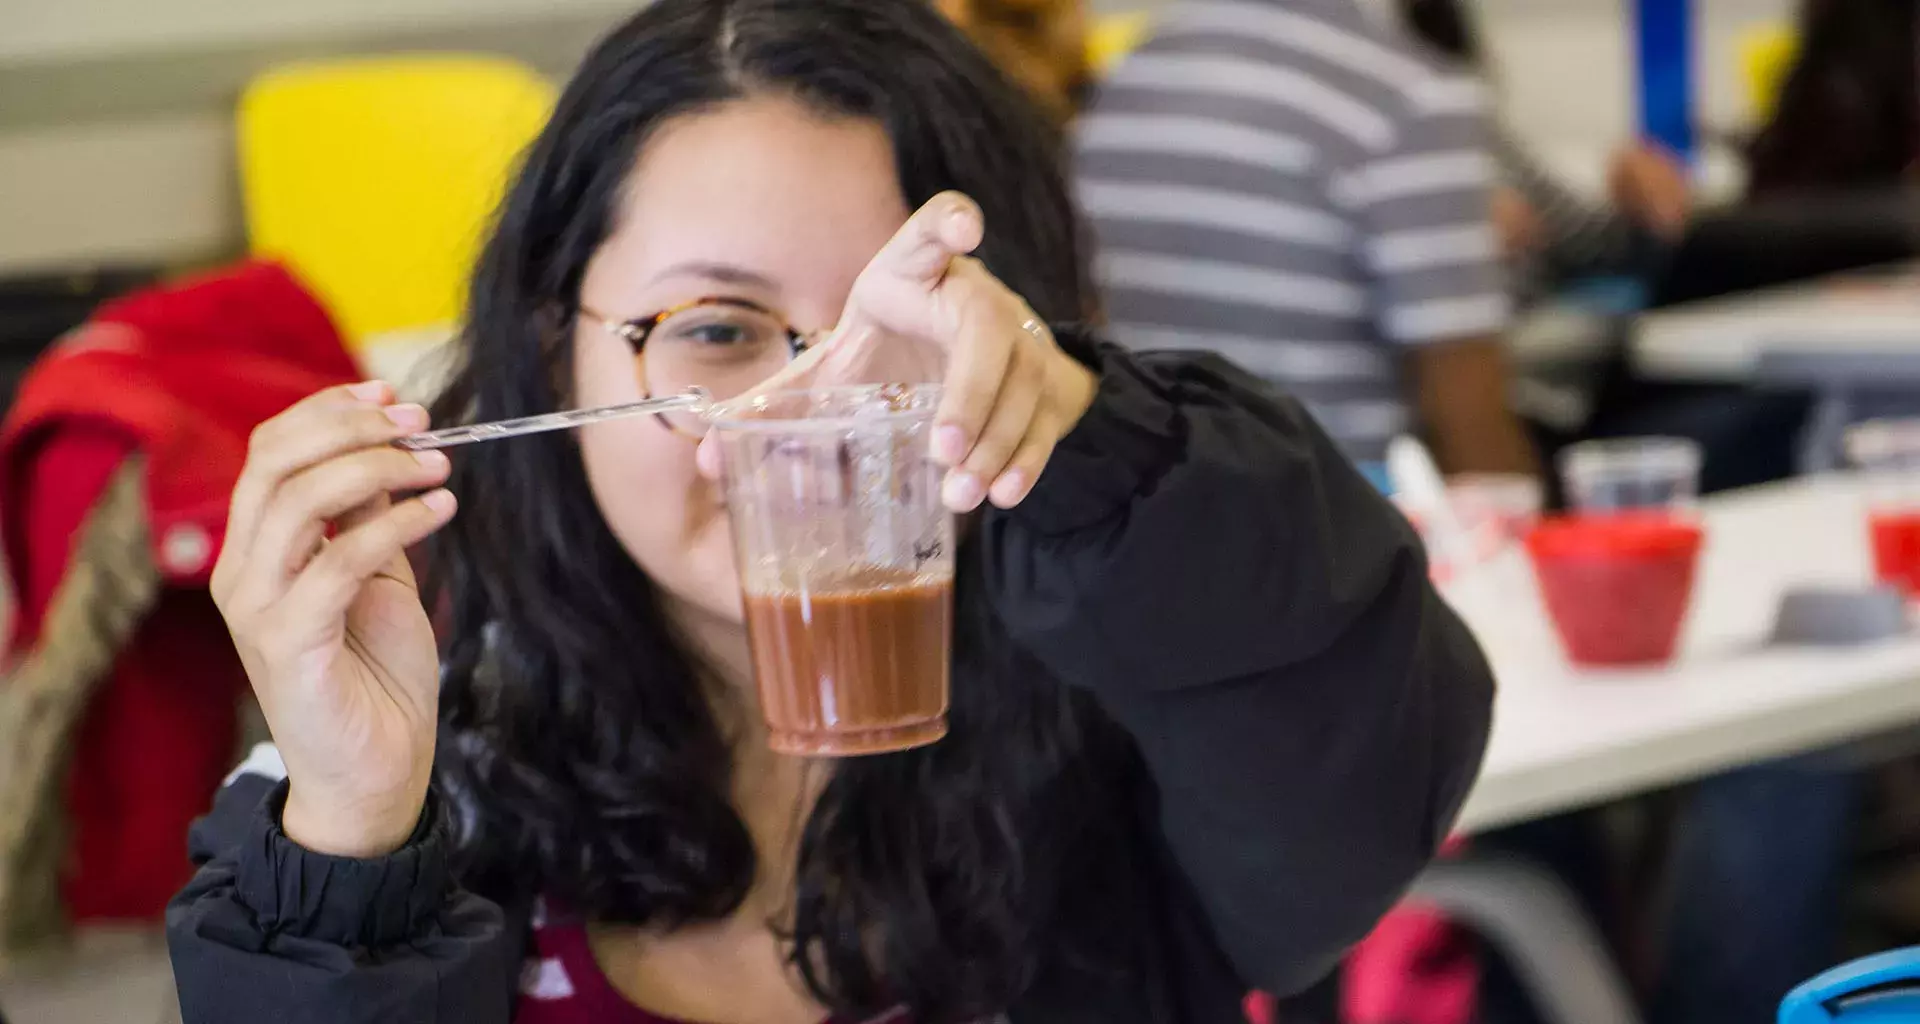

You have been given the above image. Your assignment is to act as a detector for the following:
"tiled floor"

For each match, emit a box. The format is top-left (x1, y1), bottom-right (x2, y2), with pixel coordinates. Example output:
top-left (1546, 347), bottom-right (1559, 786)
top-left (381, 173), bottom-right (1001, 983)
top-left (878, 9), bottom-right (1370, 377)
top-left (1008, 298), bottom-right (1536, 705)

top-left (0, 928), bottom-right (177, 1024)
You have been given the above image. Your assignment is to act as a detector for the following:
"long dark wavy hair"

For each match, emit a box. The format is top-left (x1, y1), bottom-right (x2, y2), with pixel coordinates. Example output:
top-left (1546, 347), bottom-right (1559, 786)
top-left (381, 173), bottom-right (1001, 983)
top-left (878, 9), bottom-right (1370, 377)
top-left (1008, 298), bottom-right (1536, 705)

top-left (1747, 0), bottom-right (1920, 197)
top-left (424, 2), bottom-right (1121, 1021)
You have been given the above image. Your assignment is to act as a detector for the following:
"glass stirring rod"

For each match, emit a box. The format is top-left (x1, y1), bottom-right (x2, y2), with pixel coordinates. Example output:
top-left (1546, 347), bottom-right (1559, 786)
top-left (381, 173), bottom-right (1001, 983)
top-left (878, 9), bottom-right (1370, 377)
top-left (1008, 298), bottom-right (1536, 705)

top-left (395, 387), bottom-right (713, 450)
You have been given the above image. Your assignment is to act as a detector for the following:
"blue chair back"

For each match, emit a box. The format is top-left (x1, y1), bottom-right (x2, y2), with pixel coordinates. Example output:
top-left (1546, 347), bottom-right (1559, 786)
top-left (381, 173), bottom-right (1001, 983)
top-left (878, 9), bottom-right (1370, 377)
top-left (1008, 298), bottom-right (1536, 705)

top-left (1781, 947), bottom-right (1920, 1023)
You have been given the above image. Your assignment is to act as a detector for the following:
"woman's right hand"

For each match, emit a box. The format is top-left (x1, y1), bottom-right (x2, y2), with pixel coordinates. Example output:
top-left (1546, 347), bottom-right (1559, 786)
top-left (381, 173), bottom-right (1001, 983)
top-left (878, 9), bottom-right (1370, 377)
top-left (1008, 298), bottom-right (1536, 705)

top-left (210, 381), bottom-right (458, 857)
top-left (1608, 141), bottom-right (1691, 239)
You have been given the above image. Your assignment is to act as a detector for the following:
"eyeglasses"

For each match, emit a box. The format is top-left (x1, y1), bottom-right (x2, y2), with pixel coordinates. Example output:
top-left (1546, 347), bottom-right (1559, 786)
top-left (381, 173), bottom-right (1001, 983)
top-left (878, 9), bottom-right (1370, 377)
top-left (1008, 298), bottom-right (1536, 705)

top-left (578, 296), bottom-right (812, 437)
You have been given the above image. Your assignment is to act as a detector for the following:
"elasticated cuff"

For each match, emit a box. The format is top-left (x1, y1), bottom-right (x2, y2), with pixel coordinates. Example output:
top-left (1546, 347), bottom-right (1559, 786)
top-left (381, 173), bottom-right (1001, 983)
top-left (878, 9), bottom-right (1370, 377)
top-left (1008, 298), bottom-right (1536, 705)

top-left (1012, 335), bottom-right (1185, 536)
top-left (232, 780), bottom-right (448, 948)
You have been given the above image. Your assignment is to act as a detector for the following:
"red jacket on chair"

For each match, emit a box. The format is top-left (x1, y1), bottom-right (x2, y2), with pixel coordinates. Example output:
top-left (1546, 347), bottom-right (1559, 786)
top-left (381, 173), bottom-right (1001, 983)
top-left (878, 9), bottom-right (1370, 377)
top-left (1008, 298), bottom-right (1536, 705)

top-left (0, 260), bottom-right (359, 923)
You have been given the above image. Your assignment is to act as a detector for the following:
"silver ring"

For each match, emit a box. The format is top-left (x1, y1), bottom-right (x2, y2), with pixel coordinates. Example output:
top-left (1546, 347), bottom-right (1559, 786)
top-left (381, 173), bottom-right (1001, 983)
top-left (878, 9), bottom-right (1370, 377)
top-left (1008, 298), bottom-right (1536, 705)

top-left (1019, 317), bottom-right (1050, 343)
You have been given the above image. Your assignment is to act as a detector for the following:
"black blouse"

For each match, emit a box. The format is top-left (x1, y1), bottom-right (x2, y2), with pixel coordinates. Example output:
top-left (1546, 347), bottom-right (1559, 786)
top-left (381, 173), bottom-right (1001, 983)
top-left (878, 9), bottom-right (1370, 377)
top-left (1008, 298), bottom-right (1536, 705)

top-left (166, 341), bottom-right (1493, 1024)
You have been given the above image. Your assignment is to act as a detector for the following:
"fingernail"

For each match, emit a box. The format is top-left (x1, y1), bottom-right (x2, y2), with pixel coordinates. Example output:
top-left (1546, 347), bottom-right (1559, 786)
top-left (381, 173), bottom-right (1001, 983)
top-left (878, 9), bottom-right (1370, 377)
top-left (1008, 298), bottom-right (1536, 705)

top-left (933, 425), bottom-right (968, 465)
top-left (942, 471), bottom-right (983, 511)
top-left (946, 204), bottom-right (978, 242)
top-left (695, 437), bottom-right (724, 480)
top-left (383, 403), bottom-right (428, 430)
top-left (347, 380), bottom-right (390, 402)
top-left (990, 469), bottom-right (1027, 507)
top-left (420, 488), bottom-right (456, 515)
top-left (413, 449), bottom-right (449, 472)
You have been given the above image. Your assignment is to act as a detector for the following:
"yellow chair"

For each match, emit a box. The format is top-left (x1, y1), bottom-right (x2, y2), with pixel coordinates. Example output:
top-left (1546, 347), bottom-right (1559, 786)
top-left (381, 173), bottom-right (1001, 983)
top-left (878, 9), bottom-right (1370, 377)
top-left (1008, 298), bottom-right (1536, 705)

top-left (238, 54), bottom-right (557, 348)
top-left (1088, 11), bottom-right (1152, 77)
top-left (1738, 22), bottom-right (1799, 124)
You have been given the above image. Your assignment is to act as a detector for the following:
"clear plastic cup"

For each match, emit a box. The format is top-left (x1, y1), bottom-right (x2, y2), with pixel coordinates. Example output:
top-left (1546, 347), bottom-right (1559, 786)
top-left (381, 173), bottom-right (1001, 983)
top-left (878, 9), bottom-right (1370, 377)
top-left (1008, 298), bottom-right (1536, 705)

top-left (710, 385), bottom-right (953, 756)
top-left (1448, 473), bottom-right (1545, 544)
top-left (1846, 418), bottom-right (1920, 594)
top-left (1559, 437), bottom-right (1703, 513)
top-left (1395, 474), bottom-right (1543, 583)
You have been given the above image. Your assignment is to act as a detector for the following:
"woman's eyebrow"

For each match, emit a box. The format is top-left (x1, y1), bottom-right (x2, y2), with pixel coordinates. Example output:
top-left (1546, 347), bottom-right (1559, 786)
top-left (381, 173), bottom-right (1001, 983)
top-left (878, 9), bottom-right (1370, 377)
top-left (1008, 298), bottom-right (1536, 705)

top-left (646, 260), bottom-right (781, 290)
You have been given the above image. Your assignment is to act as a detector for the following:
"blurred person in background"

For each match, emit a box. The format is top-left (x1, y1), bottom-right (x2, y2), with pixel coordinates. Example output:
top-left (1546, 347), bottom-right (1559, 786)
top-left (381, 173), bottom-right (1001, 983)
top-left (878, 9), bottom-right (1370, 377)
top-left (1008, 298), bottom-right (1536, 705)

top-left (935, 0), bottom-right (1092, 125)
top-left (1571, 0), bottom-right (1920, 496)
top-left (1075, 0), bottom-right (1539, 481)
top-left (1393, 0), bottom-right (1691, 295)
top-left (1746, 0), bottom-right (1920, 199)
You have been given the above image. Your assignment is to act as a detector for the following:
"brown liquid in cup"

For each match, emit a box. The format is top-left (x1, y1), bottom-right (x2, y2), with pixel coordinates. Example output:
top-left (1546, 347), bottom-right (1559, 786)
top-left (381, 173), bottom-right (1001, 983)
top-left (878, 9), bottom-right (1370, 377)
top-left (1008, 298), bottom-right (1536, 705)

top-left (741, 570), bottom-right (951, 756)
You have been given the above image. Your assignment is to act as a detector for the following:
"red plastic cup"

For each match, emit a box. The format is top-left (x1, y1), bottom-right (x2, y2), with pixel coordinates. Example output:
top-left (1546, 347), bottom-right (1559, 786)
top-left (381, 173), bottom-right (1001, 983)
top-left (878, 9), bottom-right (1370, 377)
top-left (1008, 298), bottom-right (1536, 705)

top-left (1848, 420), bottom-right (1920, 596)
top-left (1526, 514), bottom-right (1705, 667)
top-left (1870, 510), bottom-right (1920, 594)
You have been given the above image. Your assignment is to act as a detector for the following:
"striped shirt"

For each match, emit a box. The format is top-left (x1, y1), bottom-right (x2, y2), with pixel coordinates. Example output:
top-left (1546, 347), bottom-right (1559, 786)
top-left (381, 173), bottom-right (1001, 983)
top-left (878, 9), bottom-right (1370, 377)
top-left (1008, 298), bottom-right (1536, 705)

top-left (1075, 0), bottom-right (1510, 460)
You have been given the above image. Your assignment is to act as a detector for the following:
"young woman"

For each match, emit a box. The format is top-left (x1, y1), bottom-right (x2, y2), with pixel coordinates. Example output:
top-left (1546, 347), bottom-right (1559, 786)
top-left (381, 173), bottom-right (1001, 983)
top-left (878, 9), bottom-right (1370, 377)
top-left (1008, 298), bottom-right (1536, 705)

top-left (165, 2), bottom-right (1493, 1022)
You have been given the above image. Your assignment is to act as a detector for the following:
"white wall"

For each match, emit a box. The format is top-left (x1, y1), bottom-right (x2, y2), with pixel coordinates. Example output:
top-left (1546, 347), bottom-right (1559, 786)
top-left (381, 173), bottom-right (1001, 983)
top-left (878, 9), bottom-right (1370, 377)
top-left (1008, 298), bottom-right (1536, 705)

top-left (1, 0), bottom-right (638, 61)
top-left (0, 0), bottom-right (634, 274)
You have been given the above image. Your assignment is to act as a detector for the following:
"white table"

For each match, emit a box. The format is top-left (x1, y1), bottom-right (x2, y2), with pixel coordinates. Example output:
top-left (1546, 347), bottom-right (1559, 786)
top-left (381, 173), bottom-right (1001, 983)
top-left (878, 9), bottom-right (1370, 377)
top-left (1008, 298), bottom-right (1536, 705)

top-left (1455, 477), bottom-right (1920, 833)
top-left (1633, 263), bottom-right (1920, 382)
top-left (1630, 262), bottom-right (1920, 472)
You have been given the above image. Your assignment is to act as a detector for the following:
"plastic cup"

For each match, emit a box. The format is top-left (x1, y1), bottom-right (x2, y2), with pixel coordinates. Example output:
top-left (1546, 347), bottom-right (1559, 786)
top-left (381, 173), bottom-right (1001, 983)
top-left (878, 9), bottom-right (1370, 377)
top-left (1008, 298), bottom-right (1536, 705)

top-left (1526, 515), bottom-right (1705, 667)
top-left (1396, 474), bottom-right (1543, 583)
top-left (1448, 473), bottom-right (1544, 544)
top-left (710, 385), bottom-right (953, 756)
top-left (1559, 437), bottom-right (1702, 513)
top-left (1846, 419), bottom-right (1920, 595)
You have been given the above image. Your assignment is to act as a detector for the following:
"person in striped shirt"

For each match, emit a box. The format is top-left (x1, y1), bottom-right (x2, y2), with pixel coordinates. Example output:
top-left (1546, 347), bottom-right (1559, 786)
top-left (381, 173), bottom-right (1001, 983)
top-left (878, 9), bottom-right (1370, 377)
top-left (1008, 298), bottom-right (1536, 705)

top-left (1393, 0), bottom-right (1692, 298)
top-left (1075, 0), bottom-right (1538, 475)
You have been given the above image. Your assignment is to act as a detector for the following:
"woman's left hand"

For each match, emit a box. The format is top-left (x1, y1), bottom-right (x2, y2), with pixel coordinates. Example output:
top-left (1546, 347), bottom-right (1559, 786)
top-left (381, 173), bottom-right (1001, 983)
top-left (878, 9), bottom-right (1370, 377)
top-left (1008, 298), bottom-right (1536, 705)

top-left (697, 191), bottom-right (1097, 512)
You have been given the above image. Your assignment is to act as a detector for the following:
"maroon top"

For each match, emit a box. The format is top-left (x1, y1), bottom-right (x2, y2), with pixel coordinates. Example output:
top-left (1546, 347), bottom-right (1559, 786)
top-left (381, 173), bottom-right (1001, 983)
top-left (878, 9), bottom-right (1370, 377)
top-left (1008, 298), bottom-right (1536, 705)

top-left (512, 900), bottom-right (910, 1024)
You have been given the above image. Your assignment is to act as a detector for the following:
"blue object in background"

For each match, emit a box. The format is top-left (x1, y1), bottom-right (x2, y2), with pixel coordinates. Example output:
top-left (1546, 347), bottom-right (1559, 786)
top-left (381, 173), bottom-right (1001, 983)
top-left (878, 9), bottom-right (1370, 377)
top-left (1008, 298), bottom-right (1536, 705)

top-left (1779, 947), bottom-right (1920, 1023)
top-left (1560, 275), bottom-right (1651, 318)
top-left (1634, 0), bottom-right (1694, 160)
top-left (1356, 461), bottom-right (1394, 496)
